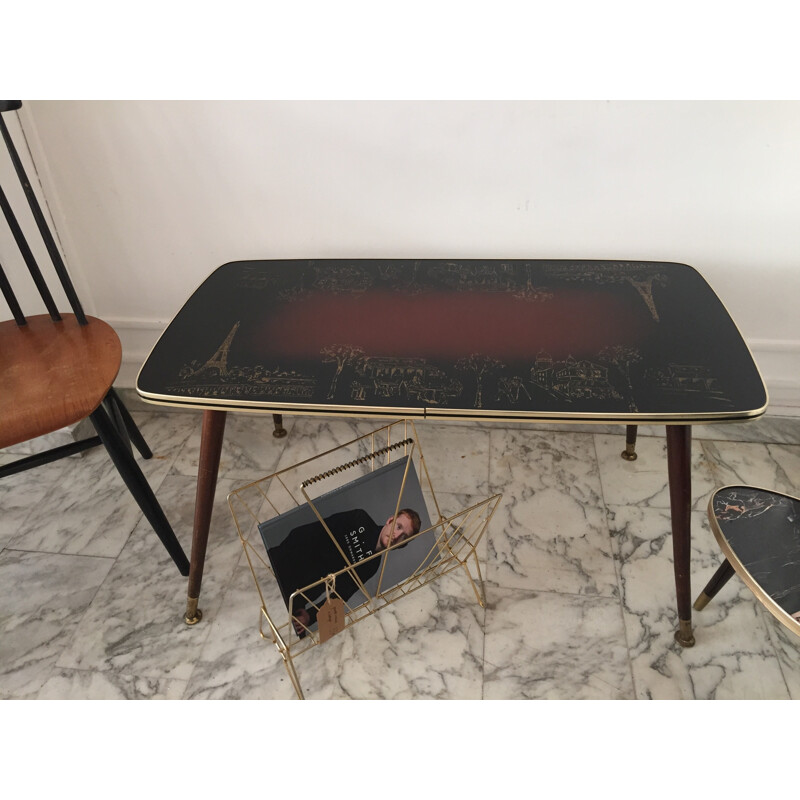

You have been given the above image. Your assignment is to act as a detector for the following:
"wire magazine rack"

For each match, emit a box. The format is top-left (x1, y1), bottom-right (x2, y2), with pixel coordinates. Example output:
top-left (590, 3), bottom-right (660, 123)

top-left (228, 419), bottom-right (502, 699)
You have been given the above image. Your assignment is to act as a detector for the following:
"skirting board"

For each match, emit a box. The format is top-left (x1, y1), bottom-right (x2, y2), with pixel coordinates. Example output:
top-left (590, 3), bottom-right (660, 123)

top-left (111, 322), bottom-right (800, 415)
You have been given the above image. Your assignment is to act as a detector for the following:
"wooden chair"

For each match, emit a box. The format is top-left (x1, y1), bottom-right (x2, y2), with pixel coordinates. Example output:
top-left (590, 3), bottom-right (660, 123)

top-left (0, 100), bottom-right (189, 575)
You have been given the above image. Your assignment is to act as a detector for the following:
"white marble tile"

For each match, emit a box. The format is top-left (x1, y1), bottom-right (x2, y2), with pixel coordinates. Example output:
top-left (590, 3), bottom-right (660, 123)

top-left (487, 430), bottom-right (617, 596)
top-left (2, 410), bottom-right (191, 559)
top-left (0, 458), bottom-right (52, 550)
top-left (0, 550), bottom-right (114, 698)
top-left (609, 506), bottom-right (790, 699)
top-left (762, 611), bottom-right (800, 700)
top-left (186, 555), bottom-right (486, 700)
top-left (693, 415), bottom-right (800, 446)
top-left (55, 474), bottom-right (243, 682)
top-left (483, 586), bottom-right (634, 699)
top-left (701, 440), bottom-right (800, 497)
top-left (36, 668), bottom-right (187, 699)
top-left (412, 422), bottom-right (492, 496)
top-left (4, 406), bottom-right (798, 701)
top-left (170, 410), bottom-right (299, 482)
top-left (595, 432), bottom-right (717, 511)
top-left (7, 445), bottom-right (173, 559)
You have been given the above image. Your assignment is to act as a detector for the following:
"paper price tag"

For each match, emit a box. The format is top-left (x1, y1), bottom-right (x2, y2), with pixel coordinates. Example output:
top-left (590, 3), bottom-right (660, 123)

top-left (317, 596), bottom-right (345, 643)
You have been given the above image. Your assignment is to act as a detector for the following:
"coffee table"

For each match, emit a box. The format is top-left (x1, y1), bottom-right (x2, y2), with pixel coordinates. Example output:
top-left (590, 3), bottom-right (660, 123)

top-left (136, 259), bottom-right (768, 645)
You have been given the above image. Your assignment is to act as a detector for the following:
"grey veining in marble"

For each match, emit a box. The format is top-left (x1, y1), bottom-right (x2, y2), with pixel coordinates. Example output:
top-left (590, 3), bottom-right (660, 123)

top-left (1, 405), bottom-right (798, 700)
top-left (0, 550), bottom-right (114, 699)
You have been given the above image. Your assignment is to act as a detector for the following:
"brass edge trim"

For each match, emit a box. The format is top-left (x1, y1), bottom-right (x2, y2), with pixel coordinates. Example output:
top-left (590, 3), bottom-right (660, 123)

top-left (694, 267), bottom-right (770, 414)
top-left (134, 390), bottom-right (769, 424)
top-left (707, 484), bottom-right (800, 637)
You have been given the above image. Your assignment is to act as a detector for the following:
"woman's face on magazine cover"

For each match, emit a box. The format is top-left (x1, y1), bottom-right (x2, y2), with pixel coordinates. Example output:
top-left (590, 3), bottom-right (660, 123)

top-left (378, 513), bottom-right (415, 549)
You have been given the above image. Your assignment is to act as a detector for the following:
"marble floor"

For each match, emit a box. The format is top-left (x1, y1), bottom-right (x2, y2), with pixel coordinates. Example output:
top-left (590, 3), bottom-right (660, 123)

top-left (2, 394), bottom-right (799, 700)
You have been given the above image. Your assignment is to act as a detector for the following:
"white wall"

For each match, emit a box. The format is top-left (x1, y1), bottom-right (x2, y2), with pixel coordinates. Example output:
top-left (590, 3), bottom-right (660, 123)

top-left (3, 100), bottom-right (799, 408)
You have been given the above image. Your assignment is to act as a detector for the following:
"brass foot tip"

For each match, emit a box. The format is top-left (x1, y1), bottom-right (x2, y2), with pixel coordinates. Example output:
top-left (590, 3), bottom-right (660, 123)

top-left (184, 597), bottom-right (203, 625)
top-left (273, 428), bottom-right (288, 438)
top-left (621, 450), bottom-right (638, 461)
top-left (693, 592), bottom-right (711, 611)
top-left (674, 619), bottom-right (695, 647)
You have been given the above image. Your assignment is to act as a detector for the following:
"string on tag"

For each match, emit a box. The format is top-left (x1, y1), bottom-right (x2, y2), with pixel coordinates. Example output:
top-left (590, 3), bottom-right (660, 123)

top-left (324, 574), bottom-right (336, 603)
top-left (317, 574), bottom-right (345, 643)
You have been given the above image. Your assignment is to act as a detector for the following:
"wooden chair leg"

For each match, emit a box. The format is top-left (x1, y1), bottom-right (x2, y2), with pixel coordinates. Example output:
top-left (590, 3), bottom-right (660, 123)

top-left (90, 404), bottom-right (189, 576)
top-left (693, 559), bottom-right (735, 611)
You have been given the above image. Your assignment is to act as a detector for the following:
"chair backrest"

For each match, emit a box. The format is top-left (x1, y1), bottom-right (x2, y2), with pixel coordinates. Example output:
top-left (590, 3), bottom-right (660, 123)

top-left (0, 100), bottom-right (87, 327)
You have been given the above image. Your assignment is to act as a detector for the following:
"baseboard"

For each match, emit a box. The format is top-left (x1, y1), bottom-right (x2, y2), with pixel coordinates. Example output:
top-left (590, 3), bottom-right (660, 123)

top-left (111, 321), bottom-right (800, 414)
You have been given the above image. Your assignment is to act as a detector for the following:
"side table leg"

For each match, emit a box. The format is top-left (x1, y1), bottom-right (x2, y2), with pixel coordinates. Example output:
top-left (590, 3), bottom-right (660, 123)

top-left (185, 409), bottom-right (227, 625)
top-left (666, 425), bottom-right (695, 647)
top-left (621, 424), bottom-right (638, 461)
top-left (693, 559), bottom-right (735, 611)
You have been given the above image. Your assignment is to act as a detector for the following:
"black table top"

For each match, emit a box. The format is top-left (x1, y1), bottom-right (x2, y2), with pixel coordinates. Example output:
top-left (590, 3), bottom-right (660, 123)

top-left (136, 259), bottom-right (767, 423)
top-left (709, 486), bottom-right (800, 633)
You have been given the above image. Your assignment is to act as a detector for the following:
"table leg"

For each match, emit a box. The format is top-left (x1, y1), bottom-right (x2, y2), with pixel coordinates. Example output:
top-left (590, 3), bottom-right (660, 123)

top-left (666, 425), bottom-right (695, 647)
top-left (621, 424), bottom-right (638, 461)
top-left (693, 559), bottom-right (735, 611)
top-left (184, 409), bottom-right (227, 625)
top-left (272, 413), bottom-right (287, 438)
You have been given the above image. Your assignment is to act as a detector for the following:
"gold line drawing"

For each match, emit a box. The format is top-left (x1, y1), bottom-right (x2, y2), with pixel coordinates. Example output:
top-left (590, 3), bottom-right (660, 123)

top-left (321, 345), bottom-right (366, 399)
top-left (645, 363), bottom-right (732, 405)
top-left (312, 264), bottom-right (373, 294)
top-left (187, 322), bottom-right (240, 379)
top-left (512, 263), bottom-right (554, 302)
top-left (456, 354), bottom-right (505, 408)
top-left (530, 351), bottom-right (624, 404)
top-left (430, 262), bottom-right (518, 293)
top-left (599, 345), bottom-right (642, 412)
top-left (543, 263), bottom-right (668, 322)
top-left (497, 376), bottom-right (532, 404)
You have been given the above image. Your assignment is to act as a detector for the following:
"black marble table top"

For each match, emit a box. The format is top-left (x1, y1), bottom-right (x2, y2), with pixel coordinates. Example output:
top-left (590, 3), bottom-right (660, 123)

top-left (709, 486), bottom-right (800, 634)
top-left (136, 259), bottom-right (767, 423)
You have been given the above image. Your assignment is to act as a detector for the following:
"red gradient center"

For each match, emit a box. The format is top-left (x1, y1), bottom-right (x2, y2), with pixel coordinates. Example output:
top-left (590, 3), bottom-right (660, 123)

top-left (250, 290), bottom-right (649, 361)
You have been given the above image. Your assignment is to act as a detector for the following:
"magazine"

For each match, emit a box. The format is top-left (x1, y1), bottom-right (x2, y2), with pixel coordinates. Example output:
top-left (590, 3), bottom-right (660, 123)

top-left (258, 455), bottom-right (437, 634)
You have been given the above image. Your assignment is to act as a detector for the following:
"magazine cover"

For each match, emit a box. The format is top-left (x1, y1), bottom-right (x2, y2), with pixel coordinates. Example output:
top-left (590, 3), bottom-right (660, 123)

top-left (258, 455), bottom-right (436, 635)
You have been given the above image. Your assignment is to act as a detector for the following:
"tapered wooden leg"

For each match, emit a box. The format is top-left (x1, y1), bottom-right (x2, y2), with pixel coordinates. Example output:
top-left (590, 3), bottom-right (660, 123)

top-left (693, 559), bottom-right (735, 610)
top-left (272, 413), bottom-right (287, 438)
top-left (621, 424), bottom-right (638, 460)
top-left (666, 425), bottom-right (694, 646)
top-left (185, 409), bottom-right (227, 625)
top-left (90, 405), bottom-right (189, 576)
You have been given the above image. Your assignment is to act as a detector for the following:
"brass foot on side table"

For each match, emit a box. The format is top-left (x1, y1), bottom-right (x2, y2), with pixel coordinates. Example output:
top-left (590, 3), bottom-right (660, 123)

top-left (674, 619), bottom-right (695, 647)
top-left (693, 592), bottom-right (711, 611)
top-left (621, 445), bottom-right (638, 461)
top-left (184, 597), bottom-right (203, 625)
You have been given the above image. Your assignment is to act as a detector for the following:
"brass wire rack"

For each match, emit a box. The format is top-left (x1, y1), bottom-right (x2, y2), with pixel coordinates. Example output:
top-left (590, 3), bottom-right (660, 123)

top-left (228, 419), bottom-right (502, 699)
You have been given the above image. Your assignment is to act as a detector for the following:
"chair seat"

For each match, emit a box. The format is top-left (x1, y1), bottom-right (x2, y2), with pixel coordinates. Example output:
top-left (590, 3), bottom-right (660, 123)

top-left (0, 314), bottom-right (122, 448)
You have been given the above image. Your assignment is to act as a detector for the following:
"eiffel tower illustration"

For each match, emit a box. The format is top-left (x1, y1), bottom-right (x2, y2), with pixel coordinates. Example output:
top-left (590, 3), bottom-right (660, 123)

top-left (627, 277), bottom-right (660, 322)
top-left (193, 322), bottom-right (240, 378)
